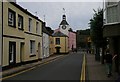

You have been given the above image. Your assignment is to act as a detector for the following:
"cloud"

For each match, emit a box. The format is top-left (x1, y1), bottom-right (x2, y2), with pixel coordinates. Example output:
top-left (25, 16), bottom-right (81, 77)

top-left (17, 2), bottom-right (102, 31)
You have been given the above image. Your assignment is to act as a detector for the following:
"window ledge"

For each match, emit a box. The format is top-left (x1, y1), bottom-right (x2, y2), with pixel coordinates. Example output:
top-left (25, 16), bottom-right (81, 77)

top-left (18, 28), bottom-right (24, 31)
top-left (30, 54), bottom-right (36, 57)
top-left (8, 25), bottom-right (16, 28)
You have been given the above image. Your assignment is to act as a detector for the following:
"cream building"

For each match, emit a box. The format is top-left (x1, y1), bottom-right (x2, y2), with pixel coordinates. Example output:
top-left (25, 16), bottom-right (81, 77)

top-left (53, 31), bottom-right (69, 54)
top-left (2, 2), bottom-right (43, 68)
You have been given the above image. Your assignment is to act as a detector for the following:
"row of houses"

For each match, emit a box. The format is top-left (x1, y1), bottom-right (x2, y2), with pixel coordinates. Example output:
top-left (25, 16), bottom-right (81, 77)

top-left (0, 1), bottom-right (76, 69)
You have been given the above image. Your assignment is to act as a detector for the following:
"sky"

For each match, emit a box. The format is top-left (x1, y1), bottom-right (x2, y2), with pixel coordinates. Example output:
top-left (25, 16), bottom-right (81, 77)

top-left (16, 1), bottom-right (103, 31)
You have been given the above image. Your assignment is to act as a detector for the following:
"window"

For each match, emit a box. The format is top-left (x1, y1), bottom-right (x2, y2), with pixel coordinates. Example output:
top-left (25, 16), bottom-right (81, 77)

top-left (9, 42), bottom-right (16, 64)
top-left (30, 40), bottom-right (35, 55)
top-left (56, 38), bottom-right (60, 45)
top-left (28, 18), bottom-right (32, 32)
top-left (18, 14), bottom-right (23, 30)
top-left (107, 6), bottom-right (118, 23)
top-left (36, 22), bottom-right (39, 33)
top-left (8, 9), bottom-right (16, 27)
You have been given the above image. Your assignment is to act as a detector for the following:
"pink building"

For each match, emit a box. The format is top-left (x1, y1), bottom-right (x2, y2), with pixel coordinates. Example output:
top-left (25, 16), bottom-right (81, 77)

top-left (69, 31), bottom-right (76, 51)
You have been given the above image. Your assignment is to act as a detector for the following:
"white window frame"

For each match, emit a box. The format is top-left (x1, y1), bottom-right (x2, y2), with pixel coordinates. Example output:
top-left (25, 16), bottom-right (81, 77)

top-left (8, 9), bottom-right (15, 26)
top-left (18, 15), bottom-right (23, 30)
top-left (30, 40), bottom-right (35, 55)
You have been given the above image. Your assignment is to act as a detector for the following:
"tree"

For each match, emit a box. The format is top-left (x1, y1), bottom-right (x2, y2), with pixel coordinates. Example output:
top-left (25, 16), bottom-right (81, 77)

top-left (89, 8), bottom-right (106, 62)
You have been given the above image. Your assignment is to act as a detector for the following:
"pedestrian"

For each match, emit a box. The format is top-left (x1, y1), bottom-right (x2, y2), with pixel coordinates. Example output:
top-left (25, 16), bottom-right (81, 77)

top-left (113, 52), bottom-right (119, 75)
top-left (105, 49), bottom-right (113, 77)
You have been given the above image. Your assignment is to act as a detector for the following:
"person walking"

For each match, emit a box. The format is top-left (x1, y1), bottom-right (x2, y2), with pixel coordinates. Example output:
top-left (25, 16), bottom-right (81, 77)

top-left (105, 50), bottom-right (113, 77)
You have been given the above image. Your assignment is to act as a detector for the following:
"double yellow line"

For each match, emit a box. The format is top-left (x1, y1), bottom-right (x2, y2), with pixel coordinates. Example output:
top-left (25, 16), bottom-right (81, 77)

top-left (80, 54), bottom-right (86, 82)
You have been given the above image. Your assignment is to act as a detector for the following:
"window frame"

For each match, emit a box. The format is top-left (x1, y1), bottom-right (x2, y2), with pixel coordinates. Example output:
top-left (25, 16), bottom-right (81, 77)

top-left (30, 40), bottom-right (35, 55)
top-left (18, 14), bottom-right (24, 30)
top-left (28, 18), bottom-right (32, 32)
top-left (56, 38), bottom-right (60, 45)
top-left (36, 22), bottom-right (39, 33)
top-left (8, 8), bottom-right (16, 27)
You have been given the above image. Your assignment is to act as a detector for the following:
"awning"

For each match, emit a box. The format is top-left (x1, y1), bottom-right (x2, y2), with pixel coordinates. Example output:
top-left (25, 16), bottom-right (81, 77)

top-left (103, 23), bottom-right (120, 37)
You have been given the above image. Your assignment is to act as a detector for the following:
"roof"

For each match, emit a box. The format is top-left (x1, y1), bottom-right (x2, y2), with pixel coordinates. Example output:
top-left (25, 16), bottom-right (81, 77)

top-left (10, 2), bottom-right (43, 22)
top-left (42, 26), bottom-right (51, 35)
top-left (60, 20), bottom-right (69, 25)
top-left (52, 31), bottom-right (68, 37)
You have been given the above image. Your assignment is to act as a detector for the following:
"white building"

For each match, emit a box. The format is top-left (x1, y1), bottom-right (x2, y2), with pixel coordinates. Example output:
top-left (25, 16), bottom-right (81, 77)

top-left (42, 23), bottom-right (50, 58)
top-left (59, 15), bottom-right (70, 36)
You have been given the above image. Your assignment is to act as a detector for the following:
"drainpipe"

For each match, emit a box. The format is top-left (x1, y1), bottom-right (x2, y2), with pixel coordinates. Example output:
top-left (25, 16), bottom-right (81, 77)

top-left (1, 0), bottom-right (3, 67)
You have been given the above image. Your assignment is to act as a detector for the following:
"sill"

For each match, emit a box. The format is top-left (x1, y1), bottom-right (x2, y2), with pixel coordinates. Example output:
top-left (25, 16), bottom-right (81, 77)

top-left (8, 25), bottom-right (16, 28)
top-left (30, 54), bottom-right (36, 57)
top-left (18, 28), bottom-right (24, 31)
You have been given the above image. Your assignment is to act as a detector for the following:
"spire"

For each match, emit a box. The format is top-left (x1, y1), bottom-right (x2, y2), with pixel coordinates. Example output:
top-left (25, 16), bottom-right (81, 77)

top-left (62, 8), bottom-right (66, 20)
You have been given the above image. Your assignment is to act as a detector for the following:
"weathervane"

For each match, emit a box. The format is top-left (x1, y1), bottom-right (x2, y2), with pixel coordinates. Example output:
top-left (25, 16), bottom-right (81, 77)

top-left (43, 15), bottom-right (46, 22)
top-left (63, 8), bottom-right (66, 15)
top-left (35, 11), bottom-right (38, 16)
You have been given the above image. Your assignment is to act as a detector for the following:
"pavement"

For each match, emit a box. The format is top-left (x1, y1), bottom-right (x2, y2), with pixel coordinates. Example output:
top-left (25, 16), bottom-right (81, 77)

top-left (86, 53), bottom-right (120, 81)
top-left (0, 54), bottom-right (65, 79)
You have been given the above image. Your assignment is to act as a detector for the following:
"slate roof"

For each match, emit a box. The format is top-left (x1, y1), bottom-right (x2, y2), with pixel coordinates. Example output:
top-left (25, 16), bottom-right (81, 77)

top-left (52, 31), bottom-right (68, 37)
top-left (10, 2), bottom-right (43, 22)
top-left (42, 26), bottom-right (51, 35)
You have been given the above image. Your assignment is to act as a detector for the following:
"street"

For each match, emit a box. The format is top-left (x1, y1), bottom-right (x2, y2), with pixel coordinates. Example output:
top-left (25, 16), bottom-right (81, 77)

top-left (3, 52), bottom-right (84, 80)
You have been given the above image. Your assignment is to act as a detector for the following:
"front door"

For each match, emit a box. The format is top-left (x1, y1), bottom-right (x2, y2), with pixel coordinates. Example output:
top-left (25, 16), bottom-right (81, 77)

top-left (20, 42), bottom-right (24, 62)
top-left (9, 42), bottom-right (16, 65)
top-left (55, 47), bottom-right (61, 54)
top-left (38, 42), bottom-right (41, 59)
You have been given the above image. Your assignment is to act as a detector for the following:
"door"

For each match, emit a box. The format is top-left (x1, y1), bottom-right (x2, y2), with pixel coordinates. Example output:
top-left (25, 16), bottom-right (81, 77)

top-left (55, 47), bottom-right (61, 54)
top-left (9, 42), bottom-right (16, 65)
top-left (38, 42), bottom-right (41, 59)
top-left (20, 42), bottom-right (24, 62)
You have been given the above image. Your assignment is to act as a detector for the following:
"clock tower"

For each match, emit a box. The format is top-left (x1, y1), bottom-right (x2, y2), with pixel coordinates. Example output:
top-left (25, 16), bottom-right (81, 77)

top-left (59, 14), bottom-right (70, 36)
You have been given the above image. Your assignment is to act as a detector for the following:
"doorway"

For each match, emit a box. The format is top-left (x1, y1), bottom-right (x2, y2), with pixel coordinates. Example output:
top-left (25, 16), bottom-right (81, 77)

top-left (38, 42), bottom-right (41, 59)
top-left (9, 42), bottom-right (16, 65)
top-left (20, 42), bottom-right (24, 62)
top-left (55, 46), bottom-right (61, 54)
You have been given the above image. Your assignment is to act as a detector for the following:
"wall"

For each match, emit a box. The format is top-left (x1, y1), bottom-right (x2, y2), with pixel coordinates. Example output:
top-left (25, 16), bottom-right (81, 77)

top-left (49, 36), bottom-right (54, 56)
top-left (43, 33), bottom-right (49, 58)
top-left (0, 0), bottom-right (2, 66)
top-left (68, 32), bottom-right (76, 50)
top-left (2, 2), bottom-right (25, 66)
top-left (53, 37), bottom-right (68, 53)
top-left (2, 2), bottom-right (42, 67)
top-left (23, 14), bottom-right (42, 62)
top-left (60, 25), bottom-right (70, 36)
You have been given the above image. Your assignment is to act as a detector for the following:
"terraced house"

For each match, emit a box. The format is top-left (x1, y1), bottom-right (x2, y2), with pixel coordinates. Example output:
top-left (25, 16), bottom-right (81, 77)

top-left (2, 1), bottom-right (43, 68)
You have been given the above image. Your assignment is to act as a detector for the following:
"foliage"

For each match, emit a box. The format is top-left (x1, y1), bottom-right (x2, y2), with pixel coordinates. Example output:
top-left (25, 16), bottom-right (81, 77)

top-left (89, 8), bottom-right (104, 47)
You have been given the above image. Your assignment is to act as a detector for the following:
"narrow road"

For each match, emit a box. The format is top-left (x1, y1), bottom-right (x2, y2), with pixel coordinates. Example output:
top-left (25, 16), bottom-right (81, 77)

top-left (4, 51), bottom-right (84, 80)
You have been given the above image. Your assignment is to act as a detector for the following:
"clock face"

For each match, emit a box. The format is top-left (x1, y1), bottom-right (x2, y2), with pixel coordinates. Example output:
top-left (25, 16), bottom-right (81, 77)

top-left (62, 25), bottom-right (66, 30)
